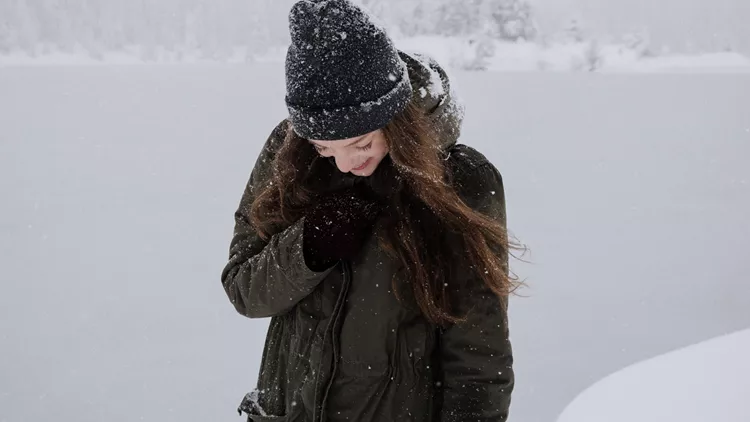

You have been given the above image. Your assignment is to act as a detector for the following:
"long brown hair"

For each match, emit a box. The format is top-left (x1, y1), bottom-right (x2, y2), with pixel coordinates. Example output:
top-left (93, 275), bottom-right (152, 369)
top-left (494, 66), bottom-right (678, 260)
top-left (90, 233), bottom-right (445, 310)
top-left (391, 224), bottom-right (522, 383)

top-left (252, 102), bottom-right (524, 326)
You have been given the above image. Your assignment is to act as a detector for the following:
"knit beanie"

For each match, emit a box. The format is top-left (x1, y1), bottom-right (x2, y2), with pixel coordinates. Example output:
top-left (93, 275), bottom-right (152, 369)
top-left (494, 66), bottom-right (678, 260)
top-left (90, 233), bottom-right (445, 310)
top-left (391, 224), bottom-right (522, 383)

top-left (285, 0), bottom-right (413, 140)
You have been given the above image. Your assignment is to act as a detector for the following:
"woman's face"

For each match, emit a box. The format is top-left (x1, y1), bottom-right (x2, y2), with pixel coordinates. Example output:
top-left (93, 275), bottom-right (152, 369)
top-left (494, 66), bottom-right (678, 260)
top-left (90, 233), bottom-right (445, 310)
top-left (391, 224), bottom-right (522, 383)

top-left (309, 129), bottom-right (389, 177)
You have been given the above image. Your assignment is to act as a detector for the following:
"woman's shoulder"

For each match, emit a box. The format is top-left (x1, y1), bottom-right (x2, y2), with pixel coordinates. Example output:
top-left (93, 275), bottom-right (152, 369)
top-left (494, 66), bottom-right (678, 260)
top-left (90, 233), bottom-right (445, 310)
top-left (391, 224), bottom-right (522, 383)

top-left (264, 118), bottom-right (290, 153)
top-left (444, 143), bottom-right (500, 178)
top-left (246, 119), bottom-right (291, 189)
top-left (253, 119), bottom-right (290, 168)
top-left (444, 143), bottom-right (504, 207)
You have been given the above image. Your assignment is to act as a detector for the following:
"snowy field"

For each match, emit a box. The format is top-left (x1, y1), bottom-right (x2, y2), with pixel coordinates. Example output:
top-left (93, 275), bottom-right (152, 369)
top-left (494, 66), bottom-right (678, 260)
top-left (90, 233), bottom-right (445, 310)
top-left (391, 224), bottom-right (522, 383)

top-left (1, 65), bottom-right (749, 422)
top-left (558, 328), bottom-right (750, 422)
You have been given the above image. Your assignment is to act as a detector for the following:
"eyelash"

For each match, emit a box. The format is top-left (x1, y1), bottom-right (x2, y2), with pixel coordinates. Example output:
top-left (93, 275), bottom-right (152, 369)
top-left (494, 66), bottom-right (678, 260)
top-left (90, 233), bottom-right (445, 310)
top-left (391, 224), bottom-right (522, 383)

top-left (314, 142), bottom-right (372, 153)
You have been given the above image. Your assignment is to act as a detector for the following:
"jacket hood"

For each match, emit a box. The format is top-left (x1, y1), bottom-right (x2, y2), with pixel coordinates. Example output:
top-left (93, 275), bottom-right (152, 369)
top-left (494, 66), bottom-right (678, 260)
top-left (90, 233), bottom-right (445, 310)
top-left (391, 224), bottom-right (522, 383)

top-left (399, 50), bottom-right (465, 151)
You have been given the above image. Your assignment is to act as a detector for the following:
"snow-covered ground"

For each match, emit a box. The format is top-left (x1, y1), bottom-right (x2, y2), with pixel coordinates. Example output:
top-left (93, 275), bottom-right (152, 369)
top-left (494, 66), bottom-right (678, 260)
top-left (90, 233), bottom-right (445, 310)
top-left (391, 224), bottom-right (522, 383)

top-left (1, 66), bottom-right (749, 422)
top-left (557, 328), bottom-right (750, 422)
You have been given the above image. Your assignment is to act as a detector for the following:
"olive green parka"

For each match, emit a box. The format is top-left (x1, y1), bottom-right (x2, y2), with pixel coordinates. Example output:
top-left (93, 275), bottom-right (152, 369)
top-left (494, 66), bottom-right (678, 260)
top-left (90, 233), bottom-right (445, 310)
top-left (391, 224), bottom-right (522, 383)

top-left (221, 52), bottom-right (514, 422)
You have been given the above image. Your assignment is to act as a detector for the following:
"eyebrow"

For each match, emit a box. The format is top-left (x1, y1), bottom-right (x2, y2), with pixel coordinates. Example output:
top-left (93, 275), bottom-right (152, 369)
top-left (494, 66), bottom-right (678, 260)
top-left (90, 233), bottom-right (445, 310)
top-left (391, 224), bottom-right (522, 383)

top-left (309, 135), bottom-right (367, 148)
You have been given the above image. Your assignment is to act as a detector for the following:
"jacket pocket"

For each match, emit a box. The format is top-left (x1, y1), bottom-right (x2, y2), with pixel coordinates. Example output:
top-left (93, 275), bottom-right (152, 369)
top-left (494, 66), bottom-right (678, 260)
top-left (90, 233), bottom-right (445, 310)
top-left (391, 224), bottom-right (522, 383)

top-left (239, 390), bottom-right (304, 422)
top-left (248, 411), bottom-right (301, 422)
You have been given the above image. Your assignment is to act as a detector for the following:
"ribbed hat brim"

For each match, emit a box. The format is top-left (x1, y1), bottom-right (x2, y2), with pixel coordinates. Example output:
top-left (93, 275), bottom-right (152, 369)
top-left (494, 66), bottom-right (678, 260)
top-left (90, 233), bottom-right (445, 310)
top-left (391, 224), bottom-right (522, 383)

top-left (287, 68), bottom-right (412, 140)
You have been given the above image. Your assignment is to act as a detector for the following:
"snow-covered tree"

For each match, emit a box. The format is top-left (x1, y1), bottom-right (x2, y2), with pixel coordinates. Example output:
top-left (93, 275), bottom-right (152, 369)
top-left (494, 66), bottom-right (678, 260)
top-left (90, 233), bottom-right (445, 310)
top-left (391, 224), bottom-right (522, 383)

top-left (563, 16), bottom-right (586, 43)
top-left (0, 0), bottom-right (300, 59)
top-left (354, 0), bottom-right (536, 41)
top-left (487, 0), bottom-right (537, 41)
top-left (621, 31), bottom-right (653, 58)
top-left (432, 0), bottom-right (480, 37)
top-left (0, 0), bottom-right (540, 60)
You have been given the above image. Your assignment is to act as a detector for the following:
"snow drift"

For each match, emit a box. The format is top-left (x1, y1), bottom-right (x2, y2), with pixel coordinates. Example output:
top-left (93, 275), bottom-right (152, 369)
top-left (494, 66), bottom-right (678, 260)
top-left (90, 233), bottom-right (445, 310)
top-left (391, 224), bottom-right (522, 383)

top-left (557, 329), bottom-right (750, 422)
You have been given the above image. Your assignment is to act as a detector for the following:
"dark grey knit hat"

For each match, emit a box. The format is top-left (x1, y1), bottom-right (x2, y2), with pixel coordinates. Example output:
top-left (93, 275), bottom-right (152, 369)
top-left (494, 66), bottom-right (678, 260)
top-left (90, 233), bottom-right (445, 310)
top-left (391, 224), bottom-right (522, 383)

top-left (285, 0), bottom-right (413, 140)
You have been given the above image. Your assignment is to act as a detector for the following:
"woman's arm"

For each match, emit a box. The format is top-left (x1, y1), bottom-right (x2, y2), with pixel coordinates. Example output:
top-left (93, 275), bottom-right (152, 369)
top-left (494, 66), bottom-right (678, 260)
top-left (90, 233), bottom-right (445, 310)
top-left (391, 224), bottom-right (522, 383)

top-left (221, 120), bottom-right (334, 318)
top-left (440, 160), bottom-right (515, 422)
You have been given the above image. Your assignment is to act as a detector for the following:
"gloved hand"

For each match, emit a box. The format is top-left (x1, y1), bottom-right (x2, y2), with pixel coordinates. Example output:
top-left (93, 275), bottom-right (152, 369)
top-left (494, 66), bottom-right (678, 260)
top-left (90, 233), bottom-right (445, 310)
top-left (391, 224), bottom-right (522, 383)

top-left (302, 184), bottom-right (382, 271)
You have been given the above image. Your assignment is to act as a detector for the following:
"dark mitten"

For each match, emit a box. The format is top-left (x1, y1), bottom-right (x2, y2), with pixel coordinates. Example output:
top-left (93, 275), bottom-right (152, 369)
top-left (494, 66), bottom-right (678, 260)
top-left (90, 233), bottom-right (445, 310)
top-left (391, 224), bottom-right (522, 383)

top-left (303, 185), bottom-right (382, 271)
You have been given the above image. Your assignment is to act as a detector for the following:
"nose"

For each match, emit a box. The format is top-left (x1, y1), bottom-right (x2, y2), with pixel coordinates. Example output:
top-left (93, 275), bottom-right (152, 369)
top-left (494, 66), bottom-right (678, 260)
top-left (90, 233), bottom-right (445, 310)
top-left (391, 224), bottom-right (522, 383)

top-left (334, 154), bottom-right (361, 173)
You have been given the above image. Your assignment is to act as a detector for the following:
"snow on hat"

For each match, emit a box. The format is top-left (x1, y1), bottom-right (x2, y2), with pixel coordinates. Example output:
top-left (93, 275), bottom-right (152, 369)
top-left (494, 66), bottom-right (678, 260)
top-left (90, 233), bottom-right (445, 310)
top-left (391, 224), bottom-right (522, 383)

top-left (285, 0), bottom-right (413, 140)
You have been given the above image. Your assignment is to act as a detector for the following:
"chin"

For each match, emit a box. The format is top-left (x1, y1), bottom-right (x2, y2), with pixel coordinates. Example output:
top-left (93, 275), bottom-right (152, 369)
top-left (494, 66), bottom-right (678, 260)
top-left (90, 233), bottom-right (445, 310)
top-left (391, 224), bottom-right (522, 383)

top-left (355, 169), bottom-right (375, 177)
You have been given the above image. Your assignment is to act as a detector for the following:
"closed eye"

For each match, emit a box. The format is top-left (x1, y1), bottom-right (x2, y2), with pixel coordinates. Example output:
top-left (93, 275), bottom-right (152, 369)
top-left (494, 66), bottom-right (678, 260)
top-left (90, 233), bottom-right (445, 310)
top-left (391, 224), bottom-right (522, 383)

top-left (309, 138), bottom-right (370, 153)
top-left (312, 143), bottom-right (327, 153)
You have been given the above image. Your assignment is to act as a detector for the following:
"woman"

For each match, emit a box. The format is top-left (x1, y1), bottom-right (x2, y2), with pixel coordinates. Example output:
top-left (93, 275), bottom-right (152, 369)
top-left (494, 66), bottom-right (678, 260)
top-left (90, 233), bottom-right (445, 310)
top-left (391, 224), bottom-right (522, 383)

top-left (221, 1), bottom-right (520, 421)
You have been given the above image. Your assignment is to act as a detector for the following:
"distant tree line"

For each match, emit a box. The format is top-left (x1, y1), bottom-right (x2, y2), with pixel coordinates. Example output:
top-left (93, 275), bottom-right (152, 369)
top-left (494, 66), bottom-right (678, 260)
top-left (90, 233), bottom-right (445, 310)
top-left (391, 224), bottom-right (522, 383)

top-left (0, 0), bottom-right (537, 58)
top-left (355, 0), bottom-right (537, 41)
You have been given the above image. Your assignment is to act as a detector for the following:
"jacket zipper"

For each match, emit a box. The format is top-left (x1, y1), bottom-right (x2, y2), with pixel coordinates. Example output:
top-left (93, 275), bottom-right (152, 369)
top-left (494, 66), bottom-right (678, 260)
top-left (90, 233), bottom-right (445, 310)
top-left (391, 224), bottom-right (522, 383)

top-left (313, 259), bottom-right (353, 422)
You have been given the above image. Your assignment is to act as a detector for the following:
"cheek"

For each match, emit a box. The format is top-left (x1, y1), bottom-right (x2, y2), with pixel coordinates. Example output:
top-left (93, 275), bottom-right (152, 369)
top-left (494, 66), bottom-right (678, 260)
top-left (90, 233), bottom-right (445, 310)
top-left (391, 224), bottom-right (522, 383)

top-left (370, 148), bottom-right (388, 166)
top-left (372, 143), bottom-right (389, 158)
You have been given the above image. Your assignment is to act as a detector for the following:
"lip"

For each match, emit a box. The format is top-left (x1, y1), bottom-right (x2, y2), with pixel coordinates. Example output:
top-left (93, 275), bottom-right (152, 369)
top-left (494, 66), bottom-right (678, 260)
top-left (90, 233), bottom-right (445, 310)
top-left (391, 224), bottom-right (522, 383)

top-left (352, 158), bottom-right (372, 171)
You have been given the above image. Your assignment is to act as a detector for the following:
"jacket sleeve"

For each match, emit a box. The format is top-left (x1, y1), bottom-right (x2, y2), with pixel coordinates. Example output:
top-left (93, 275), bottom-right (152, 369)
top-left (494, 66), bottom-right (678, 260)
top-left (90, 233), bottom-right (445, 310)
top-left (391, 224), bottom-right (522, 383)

top-left (439, 162), bottom-right (515, 422)
top-left (221, 120), bottom-right (335, 319)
